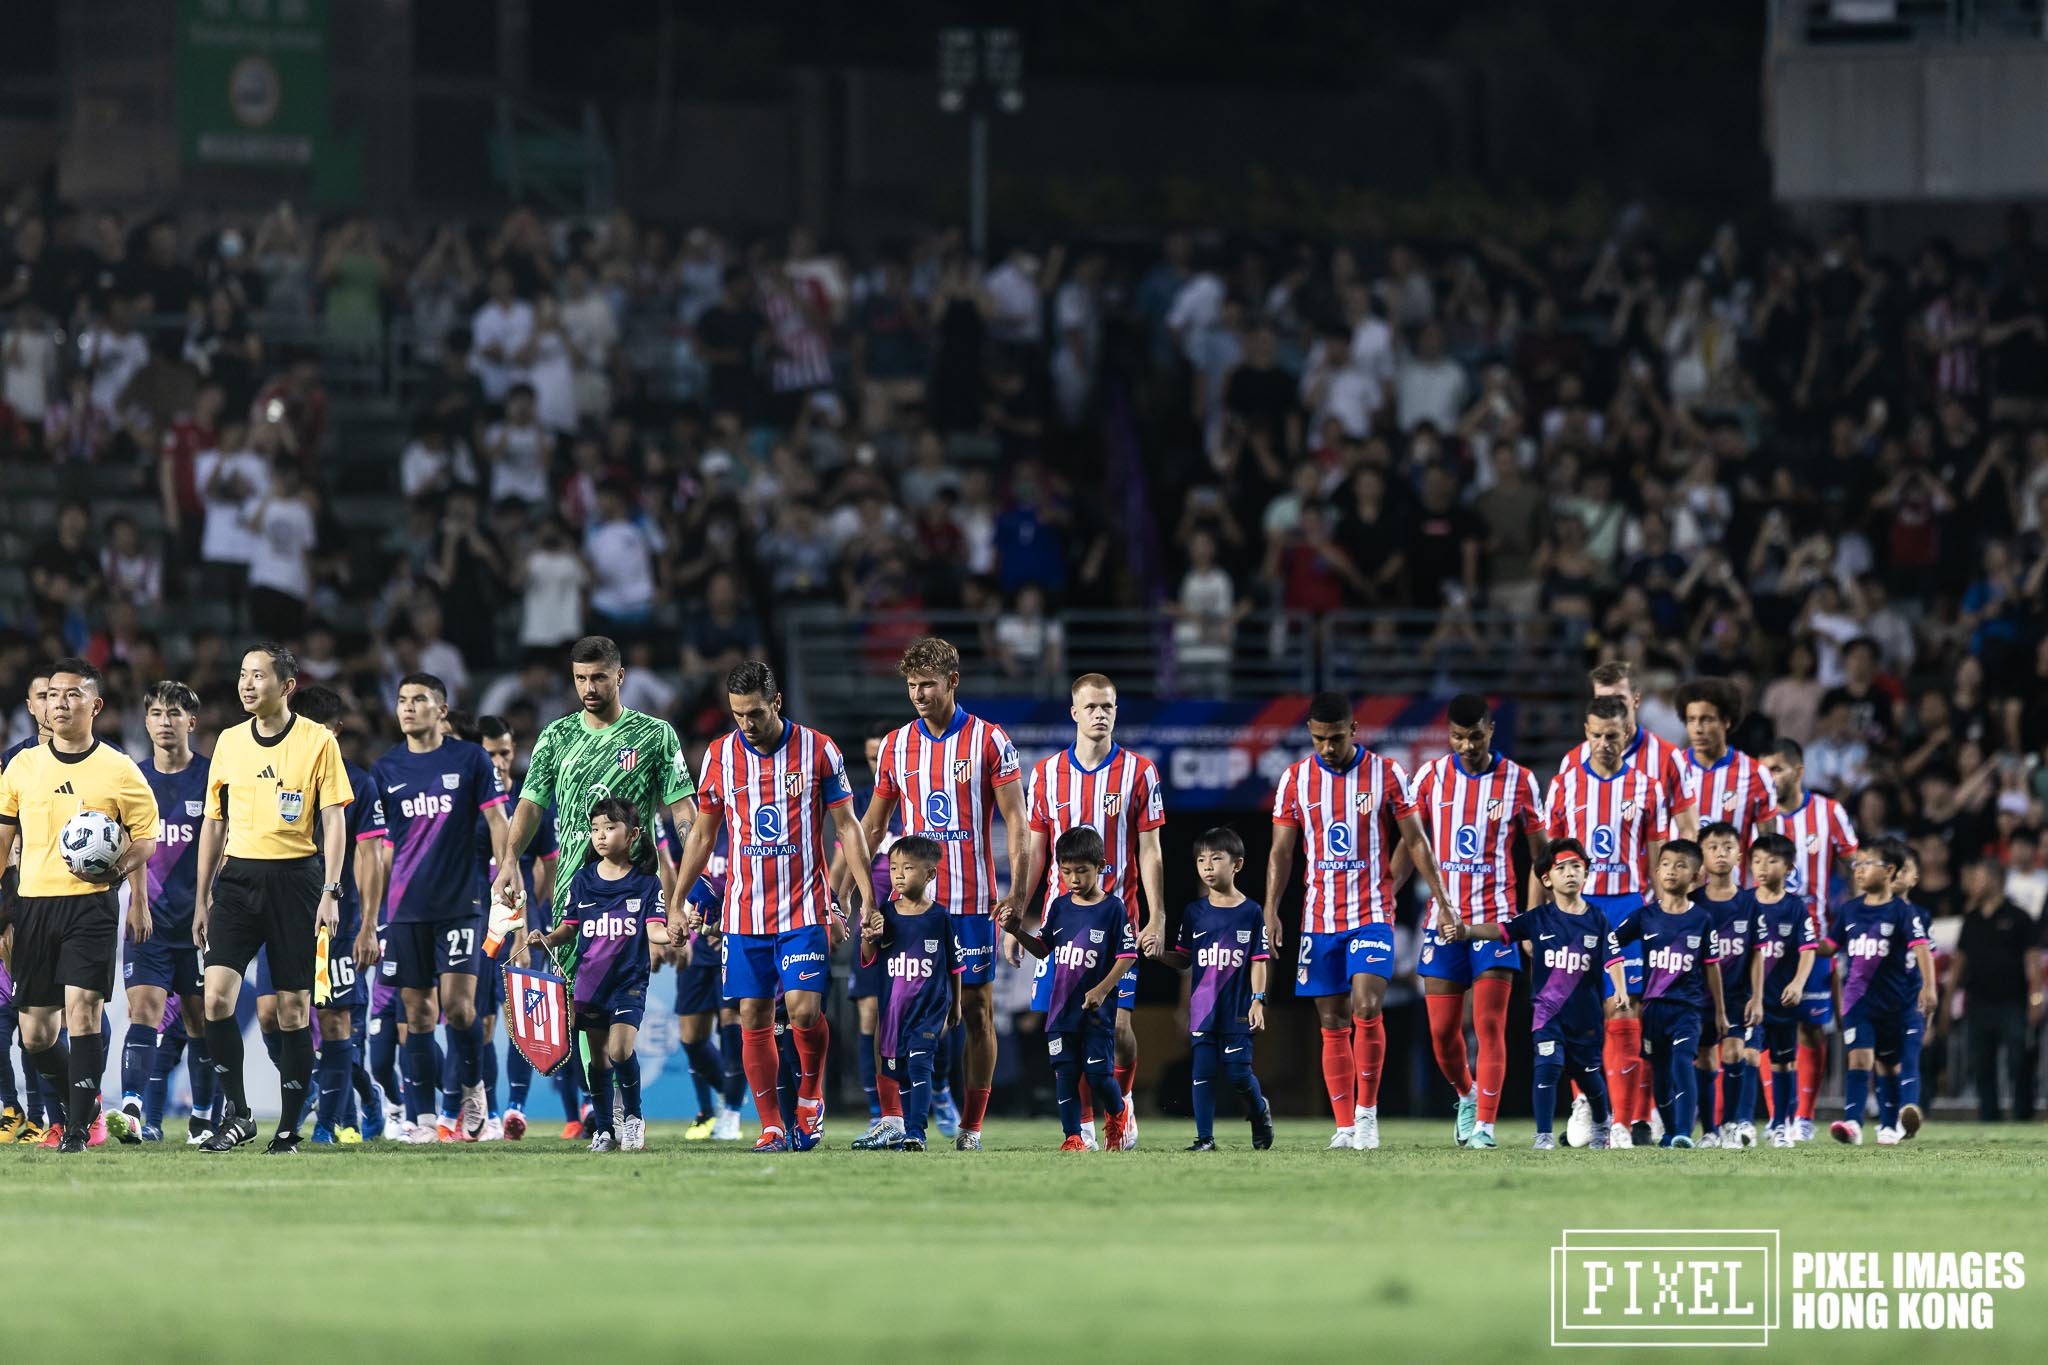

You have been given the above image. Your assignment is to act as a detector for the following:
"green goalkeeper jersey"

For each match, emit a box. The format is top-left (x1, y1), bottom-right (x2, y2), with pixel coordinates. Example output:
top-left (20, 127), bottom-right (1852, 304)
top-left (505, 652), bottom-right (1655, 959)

top-left (518, 706), bottom-right (694, 925)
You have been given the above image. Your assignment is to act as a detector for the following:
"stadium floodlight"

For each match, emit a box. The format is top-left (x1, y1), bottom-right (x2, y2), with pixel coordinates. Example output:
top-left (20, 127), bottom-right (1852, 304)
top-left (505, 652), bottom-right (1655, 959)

top-left (934, 26), bottom-right (1024, 259)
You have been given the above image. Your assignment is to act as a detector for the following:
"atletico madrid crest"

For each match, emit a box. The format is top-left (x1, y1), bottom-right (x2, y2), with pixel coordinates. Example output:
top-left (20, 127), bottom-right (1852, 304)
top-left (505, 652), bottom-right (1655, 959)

top-left (504, 962), bottom-right (573, 1074)
top-left (617, 747), bottom-right (639, 773)
top-left (952, 759), bottom-right (972, 783)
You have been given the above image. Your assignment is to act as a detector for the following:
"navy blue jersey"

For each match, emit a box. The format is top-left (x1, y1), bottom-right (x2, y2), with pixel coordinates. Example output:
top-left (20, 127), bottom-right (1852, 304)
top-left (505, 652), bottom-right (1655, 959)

top-left (339, 759), bottom-right (387, 942)
top-left (0, 736), bottom-right (37, 771)
top-left (1503, 901), bottom-right (1616, 1038)
top-left (1042, 892), bottom-right (1137, 1033)
top-left (141, 754), bottom-right (210, 939)
top-left (561, 863), bottom-right (665, 1010)
top-left (1611, 901), bottom-right (1720, 1010)
top-left (869, 900), bottom-right (958, 1055)
top-left (1178, 896), bottom-right (1269, 1035)
top-left (1834, 896), bottom-right (1931, 1017)
top-left (373, 739), bottom-right (505, 923)
top-left (1752, 889), bottom-right (1818, 1012)
top-left (1693, 886), bottom-right (1756, 1010)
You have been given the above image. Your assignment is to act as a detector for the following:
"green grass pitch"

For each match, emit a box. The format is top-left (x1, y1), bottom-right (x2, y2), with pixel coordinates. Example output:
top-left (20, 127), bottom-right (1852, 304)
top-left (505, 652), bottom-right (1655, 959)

top-left (7, 1118), bottom-right (2045, 1362)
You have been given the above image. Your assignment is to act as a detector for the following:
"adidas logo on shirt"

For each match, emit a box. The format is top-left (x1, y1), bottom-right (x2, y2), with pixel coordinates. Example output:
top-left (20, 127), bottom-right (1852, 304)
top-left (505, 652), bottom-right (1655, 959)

top-left (258, 765), bottom-right (276, 779)
top-left (53, 781), bottom-right (74, 794)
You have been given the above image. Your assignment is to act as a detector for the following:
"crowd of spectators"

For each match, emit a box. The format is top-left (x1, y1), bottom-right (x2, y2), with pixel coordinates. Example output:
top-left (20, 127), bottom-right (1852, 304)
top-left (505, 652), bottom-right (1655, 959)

top-left (1, 188), bottom-right (2047, 1100)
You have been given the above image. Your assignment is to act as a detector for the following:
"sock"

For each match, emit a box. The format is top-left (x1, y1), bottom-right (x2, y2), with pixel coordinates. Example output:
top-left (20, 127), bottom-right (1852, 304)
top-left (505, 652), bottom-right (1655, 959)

top-left (962, 1087), bottom-right (991, 1134)
top-left (1636, 1027), bottom-right (1655, 1126)
top-left (479, 1035), bottom-right (499, 1114)
top-left (204, 1017), bottom-right (247, 1113)
top-left (260, 1028), bottom-right (282, 1071)
top-left (1605, 1018), bottom-right (1643, 1126)
top-left (144, 1034), bottom-right (178, 1127)
top-left (555, 1067), bottom-right (582, 1122)
top-left (351, 1054), bottom-right (377, 1126)
top-left (1426, 991), bottom-right (1474, 1096)
top-left (1222, 1049), bottom-right (1264, 1122)
top-left (67, 1032), bottom-right (104, 1134)
top-left (587, 1062), bottom-right (615, 1134)
top-left (1353, 1015), bottom-right (1386, 1110)
top-left (1533, 1053), bottom-right (1564, 1134)
top-left (1319, 1028), bottom-right (1354, 1126)
top-left (437, 1032), bottom-right (458, 1119)
top-left (939, 1021), bottom-right (965, 1106)
top-left (507, 1042), bottom-right (533, 1112)
top-left (120, 1022), bottom-right (156, 1101)
top-left (740, 1026), bottom-right (782, 1134)
top-left (1078, 1080), bottom-right (1094, 1126)
top-left (1471, 978), bottom-right (1511, 1122)
top-left (1757, 1050), bottom-right (1773, 1120)
top-left (315, 1034), bottom-right (354, 1130)
top-left (1697, 1063), bottom-right (1719, 1132)
top-left (902, 1050), bottom-right (935, 1139)
top-left (275, 1027), bottom-right (314, 1137)
top-left (876, 1073), bottom-right (902, 1121)
top-left (402, 1031), bottom-right (437, 1123)
top-left (616, 1053), bottom-right (642, 1119)
top-left (1797, 1039), bottom-right (1825, 1120)
top-left (1053, 1056), bottom-right (1083, 1137)
top-left (1844, 1066), bottom-right (1870, 1125)
top-left (370, 1022), bottom-right (400, 1110)
top-left (1877, 1070), bottom-right (1901, 1129)
top-left (790, 1018), bottom-right (829, 1109)
top-left (1724, 1060), bottom-right (1752, 1127)
top-left (776, 1029), bottom-right (799, 1132)
top-left (1898, 1018), bottom-right (1925, 1110)
top-left (856, 1032), bottom-right (880, 1120)
top-left (1772, 1068), bottom-right (1796, 1128)
top-left (1667, 1048), bottom-right (1696, 1141)
top-left (1114, 1059), bottom-right (1137, 1111)
top-left (1191, 1039), bottom-right (1218, 1139)
top-left (451, 1016), bottom-right (484, 1089)
top-left (29, 1041), bottom-right (71, 1129)
top-left (719, 1022), bottom-right (747, 1110)
top-left (1578, 1066), bottom-right (1612, 1126)
top-left (684, 1037), bottom-right (722, 1119)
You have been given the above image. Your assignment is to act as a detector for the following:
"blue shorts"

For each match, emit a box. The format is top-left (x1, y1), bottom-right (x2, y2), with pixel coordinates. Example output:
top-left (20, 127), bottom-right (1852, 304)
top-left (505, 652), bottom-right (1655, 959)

top-left (474, 954), bottom-right (503, 1017)
top-left (675, 955), bottom-right (722, 1016)
top-left (1030, 956), bottom-right (1134, 1011)
top-left (577, 984), bottom-right (648, 1031)
top-left (953, 915), bottom-right (996, 987)
top-left (1800, 956), bottom-right (1835, 1026)
top-left (1533, 1028), bottom-right (1603, 1073)
top-left (848, 947), bottom-right (886, 1001)
top-left (318, 941), bottom-right (367, 1012)
top-left (125, 936), bottom-right (202, 998)
top-left (1418, 923), bottom-right (1521, 982)
top-left (1587, 894), bottom-right (1643, 998)
top-left (1841, 1003), bottom-right (1916, 1064)
top-left (1641, 998), bottom-right (1702, 1059)
top-left (1762, 1010), bottom-right (1801, 1060)
top-left (386, 914), bottom-right (484, 991)
top-left (1295, 922), bottom-right (1395, 997)
top-left (721, 925), bottom-right (830, 1001)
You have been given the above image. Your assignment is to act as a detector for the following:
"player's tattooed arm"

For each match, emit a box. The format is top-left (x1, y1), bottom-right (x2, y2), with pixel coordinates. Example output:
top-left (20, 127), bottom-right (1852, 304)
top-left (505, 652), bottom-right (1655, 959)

top-left (1395, 809), bottom-right (1459, 939)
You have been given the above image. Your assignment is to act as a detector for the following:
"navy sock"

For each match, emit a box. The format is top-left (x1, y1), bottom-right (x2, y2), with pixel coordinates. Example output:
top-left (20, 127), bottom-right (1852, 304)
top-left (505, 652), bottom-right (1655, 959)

top-left (480, 1033), bottom-right (499, 1115)
top-left (22, 1044), bottom-right (49, 1123)
top-left (719, 1022), bottom-right (745, 1109)
top-left (587, 1063), bottom-right (615, 1134)
top-left (1668, 1050), bottom-right (1695, 1141)
top-left (1844, 1066), bottom-right (1871, 1124)
top-left (437, 1032), bottom-right (457, 1118)
top-left (1721, 1062), bottom-right (1746, 1128)
top-left (275, 1027), bottom-right (315, 1137)
top-left (402, 1031), bottom-right (438, 1123)
top-left (204, 1017), bottom-right (247, 1113)
top-left (144, 1033), bottom-right (178, 1128)
top-left (1577, 1066), bottom-right (1611, 1126)
top-left (901, 1049), bottom-right (935, 1140)
top-left (1533, 1054), bottom-right (1565, 1134)
top-left (684, 1037), bottom-right (721, 1118)
top-left (1053, 1055), bottom-right (1083, 1137)
top-left (555, 1066), bottom-right (581, 1121)
top-left (1878, 1071), bottom-right (1901, 1129)
top-left (615, 1053), bottom-right (642, 1120)
top-left (775, 1029), bottom-right (799, 1132)
top-left (857, 1031), bottom-right (880, 1120)
top-left (0, 1015), bottom-right (17, 1110)
top-left (369, 1020), bottom-right (400, 1109)
top-left (121, 1022), bottom-right (156, 1101)
top-left (315, 1034), bottom-right (354, 1130)
top-left (1772, 1068), bottom-right (1796, 1128)
top-left (1696, 1064), bottom-right (1718, 1132)
top-left (451, 1016), bottom-right (484, 1089)
top-left (507, 1042), bottom-right (533, 1111)
top-left (1190, 1038), bottom-right (1218, 1139)
top-left (937, 1022), bottom-right (965, 1104)
top-left (1899, 1012), bottom-right (1925, 1109)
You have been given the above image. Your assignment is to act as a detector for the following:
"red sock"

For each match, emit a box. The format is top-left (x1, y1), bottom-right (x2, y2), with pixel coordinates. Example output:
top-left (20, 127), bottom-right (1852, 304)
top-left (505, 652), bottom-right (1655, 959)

top-left (877, 1074), bottom-right (902, 1119)
top-left (1424, 992), bottom-right (1474, 1095)
top-left (1319, 1028), bottom-right (1354, 1126)
top-left (1114, 1059), bottom-right (1136, 1106)
top-left (1797, 1040), bottom-right (1825, 1120)
top-left (1353, 1016), bottom-right (1386, 1110)
top-left (740, 1026), bottom-right (782, 1134)
top-left (1605, 1018), bottom-right (1643, 1125)
top-left (791, 1018), bottom-right (829, 1105)
top-left (1472, 977), bottom-right (1513, 1124)
top-left (1757, 1051), bottom-right (1773, 1120)
top-left (961, 1087), bottom-right (990, 1133)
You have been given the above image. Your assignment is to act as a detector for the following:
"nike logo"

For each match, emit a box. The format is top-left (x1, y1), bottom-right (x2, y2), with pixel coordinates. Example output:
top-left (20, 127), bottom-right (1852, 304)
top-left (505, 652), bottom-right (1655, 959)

top-left (1086, 1058), bottom-right (1104, 1065)
top-left (576, 901), bottom-right (595, 909)
top-left (1194, 931), bottom-right (1210, 940)
top-left (1536, 1083), bottom-right (1553, 1090)
top-left (1193, 1079), bottom-right (1209, 1086)
top-left (1539, 933), bottom-right (1557, 941)
top-left (908, 1052), bottom-right (926, 1059)
top-left (448, 956), bottom-right (469, 965)
top-left (388, 783), bottom-right (408, 793)
top-left (1225, 1046), bottom-right (1245, 1055)
top-left (1482, 1088), bottom-right (1498, 1097)
top-left (799, 971), bottom-right (821, 981)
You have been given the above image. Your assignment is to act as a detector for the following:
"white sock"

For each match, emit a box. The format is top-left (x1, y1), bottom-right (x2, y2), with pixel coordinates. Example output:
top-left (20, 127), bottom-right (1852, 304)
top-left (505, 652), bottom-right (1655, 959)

top-left (1476, 1120), bottom-right (1493, 1136)
top-left (1360, 1105), bottom-right (1377, 1120)
top-left (1081, 1120), bottom-right (1096, 1142)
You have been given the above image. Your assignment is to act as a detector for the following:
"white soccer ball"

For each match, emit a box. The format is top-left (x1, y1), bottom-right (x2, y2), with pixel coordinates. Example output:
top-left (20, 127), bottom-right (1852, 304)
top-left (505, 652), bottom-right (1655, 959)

top-left (60, 809), bottom-right (127, 881)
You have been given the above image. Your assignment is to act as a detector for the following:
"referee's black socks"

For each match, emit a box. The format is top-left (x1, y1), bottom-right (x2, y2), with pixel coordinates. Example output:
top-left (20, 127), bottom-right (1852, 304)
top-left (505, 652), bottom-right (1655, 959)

top-left (204, 1016), bottom-right (249, 1113)
top-left (275, 1026), bottom-right (315, 1138)
top-left (67, 1032), bottom-right (105, 1135)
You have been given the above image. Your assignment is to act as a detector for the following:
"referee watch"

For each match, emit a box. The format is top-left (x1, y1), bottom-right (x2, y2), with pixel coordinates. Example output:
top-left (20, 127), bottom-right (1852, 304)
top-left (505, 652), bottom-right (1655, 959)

top-left (321, 882), bottom-right (343, 897)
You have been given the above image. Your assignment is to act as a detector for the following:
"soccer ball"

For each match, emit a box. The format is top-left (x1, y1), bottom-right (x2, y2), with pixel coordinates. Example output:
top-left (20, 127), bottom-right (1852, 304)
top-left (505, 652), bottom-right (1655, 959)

top-left (60, 810), bottom-right (127, 881)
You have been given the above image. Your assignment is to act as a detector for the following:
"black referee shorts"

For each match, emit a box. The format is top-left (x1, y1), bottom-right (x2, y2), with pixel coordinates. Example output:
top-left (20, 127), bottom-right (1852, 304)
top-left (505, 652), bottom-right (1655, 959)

top-left (12, 891), bottom-right (121, 1007)
top-left (205, 856), bottom-right (322, 993)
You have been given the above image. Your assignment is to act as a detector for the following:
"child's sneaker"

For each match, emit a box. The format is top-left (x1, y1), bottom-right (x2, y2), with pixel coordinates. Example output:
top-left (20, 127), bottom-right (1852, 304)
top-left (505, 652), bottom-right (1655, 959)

top-left (752, 1128), bottom-right (791, 1153)
top-left (900, 1137), bottom-right (927, 1152)
top-left (1564, 1094), bottom-right (1593, 1148)
top-left (1770, 1125), bottom-right (1794, 1148)
top-left (1629, 1121), bottom-right (1653, 1147)
top-left (1466, 1124), bottom-right (1496, 1149)
top-left (1899, 1103), bottom-right (1923, 1139)
top-left (931, 1090), bottom-right (960, 1139)
top-left (1608, 1121), bottom-right (1633, 1148)
top-left (109, 1097), bottom-right (144, 1144)
top-left (683, 1112), bottom-right (715, 1141)
top-left (1588, 1124), bottom-right (1611, 1150)
top-left (1250, 1098), bottom-right (1274, 1150)
top-left (1795, 1117), bottom-right (1815, 1142)
top-left (1698, 1128), bottom-right (1720, 1148)
top-left (1533, 1132), bottom-right (1557, 1150)
top-left (1186, 1137), bottom-right (1217, 1152)
top-left (953, 1131), bottom-right (982, 1152)
top-left (851, 1117), bottom-right (902, 1150)
top-left (502, 1109), bottom-right (526, 1141)
top-left (1059, 1134), bottom-right (1088, 1152)
top-left (1874, 1125), bottom-right (1900, 1146)
top-left (1352, 1110), bottom-right (1379, 1150)
top-left (310, 1125), bottom-right (338, 1145)
top-left (1669, 1134), bottom-right (1694, 1148)
top-left (560, 1120), bottom-right (585, 1141)
top-left (1830, 1119), bottom-right (1862, 1145)
top-left (589, 1129), bottom-right (617, 1153)
top-left (621, 1116), bottom-right (646, 1151)
top-left (337, 1127), bottom-right (363, 1145)
top-left (1735, 1122), bottom-right (1758, 1148)
top-left (712, 1109), bottom-right (741, 1141)
top-left (1327, 1126), bottom-right (1356, 1150)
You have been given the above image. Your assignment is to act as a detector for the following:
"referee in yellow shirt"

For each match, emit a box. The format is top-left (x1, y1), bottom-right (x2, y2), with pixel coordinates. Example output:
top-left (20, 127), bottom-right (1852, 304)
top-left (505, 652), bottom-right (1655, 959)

top-left (0, 658), bottom-right (158, 1153)
top-left (193, 643), bottom-right (353, 1153)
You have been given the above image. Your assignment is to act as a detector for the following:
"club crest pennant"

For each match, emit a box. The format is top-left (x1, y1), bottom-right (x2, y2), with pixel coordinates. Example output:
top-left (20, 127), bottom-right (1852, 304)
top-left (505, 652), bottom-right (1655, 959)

top-left (505, 962), bottom-right (573, 1074)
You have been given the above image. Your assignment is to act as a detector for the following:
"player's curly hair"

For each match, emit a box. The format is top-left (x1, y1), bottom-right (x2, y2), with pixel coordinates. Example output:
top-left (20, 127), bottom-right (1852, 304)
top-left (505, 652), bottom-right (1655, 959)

top-left (1675, 676), bottom-right (1742, 727)
top-left (896, 637), bottom-right (961, 680)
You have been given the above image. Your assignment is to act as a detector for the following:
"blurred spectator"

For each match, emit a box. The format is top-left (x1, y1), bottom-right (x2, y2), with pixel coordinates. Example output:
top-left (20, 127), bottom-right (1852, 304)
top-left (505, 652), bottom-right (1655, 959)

top-left (993, 585), bottom-right (1065, 687)
top-left (244, 457), bottom-right (318, 639)
top-left (77, 294), bottom-right (148, 418)
top-left (584, 481), bottom-right (664, 645)
top-left (515, 518), bottom-right (589, 657)
top-left (101, 513), bottom-right (162, 609)
top-left (1169, 530), bottom-right (1240, 697)
top-left (197, 421), bottom-right (269, 608)
top-left (3, 300), bottom-right (58, 431)
top-left (482, 383), bottom-right (554, 508)
top-left (470, 267), bottom-right (534, 402)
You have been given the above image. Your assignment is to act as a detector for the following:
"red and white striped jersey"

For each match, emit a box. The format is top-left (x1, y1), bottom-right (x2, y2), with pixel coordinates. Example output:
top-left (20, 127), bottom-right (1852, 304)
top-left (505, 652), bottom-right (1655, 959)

top-left (695, 721), bottom-right (853, 936)
top-left (874, 706), bottom-right (1022, 918)
top-left (1546, 761), bottom-right (1671, 899)
top-left (1759, 791), bottom-right (1858, 938)
top-left (1026, 744), bottom-right (1165, 916)
top-left (1408, 752), bottom-right (1545, 924)
top-left (1272, 748), bottom-right (1417, 933)
top-left (1677, 746), bottom-right (1777, 880)
top-left (1559, 726), bottom-right (1693, 818)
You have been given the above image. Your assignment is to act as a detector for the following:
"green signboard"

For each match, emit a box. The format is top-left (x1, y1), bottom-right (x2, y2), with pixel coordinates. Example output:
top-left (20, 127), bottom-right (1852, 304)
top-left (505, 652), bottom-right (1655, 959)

top-left (177, 0), bottom-right (330, 168)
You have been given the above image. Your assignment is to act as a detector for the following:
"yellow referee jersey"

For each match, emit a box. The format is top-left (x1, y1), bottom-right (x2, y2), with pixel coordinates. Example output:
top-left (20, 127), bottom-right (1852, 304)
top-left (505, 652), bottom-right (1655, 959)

top-left (0, 740), bottom-right (159, 897)
top-left (207, 714), bottom-right (353, 860)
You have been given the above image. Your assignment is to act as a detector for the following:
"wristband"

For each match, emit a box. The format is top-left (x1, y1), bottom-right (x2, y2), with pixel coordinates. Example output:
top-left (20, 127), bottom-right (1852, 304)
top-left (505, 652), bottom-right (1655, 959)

top-left (1251, 992), bottom-right (1267, 1002)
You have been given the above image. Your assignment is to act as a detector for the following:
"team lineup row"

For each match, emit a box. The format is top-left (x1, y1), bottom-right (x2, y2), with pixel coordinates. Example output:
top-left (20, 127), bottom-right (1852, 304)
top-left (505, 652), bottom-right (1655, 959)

top-left (0, 639), bottom-right (1897, 1156)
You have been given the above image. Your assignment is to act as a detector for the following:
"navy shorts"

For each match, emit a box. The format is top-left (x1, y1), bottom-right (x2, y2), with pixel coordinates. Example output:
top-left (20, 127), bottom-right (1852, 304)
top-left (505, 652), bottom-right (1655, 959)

top-left (674, 956), bottom-right (722, 1016)
top-left (1841, 1003), bottom-right (1915, 1065)
top-left (1640, 998), bottom-right (1701, 1060)
top-left (125, 934), bottom-right (203, 998)
top-left (317, 941), bottom-right (367, 1011)
top-left (385, 913), bottom-right (485, 991)
top-left (577, 983), bottom-right (648, 1031)
top-left (1533, 1028), bottom-right (1602, 1073)
top-left (1030, 954), bottom-right (1135, 1010)
top-left (848, 948), bottom-right (886, 1001)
